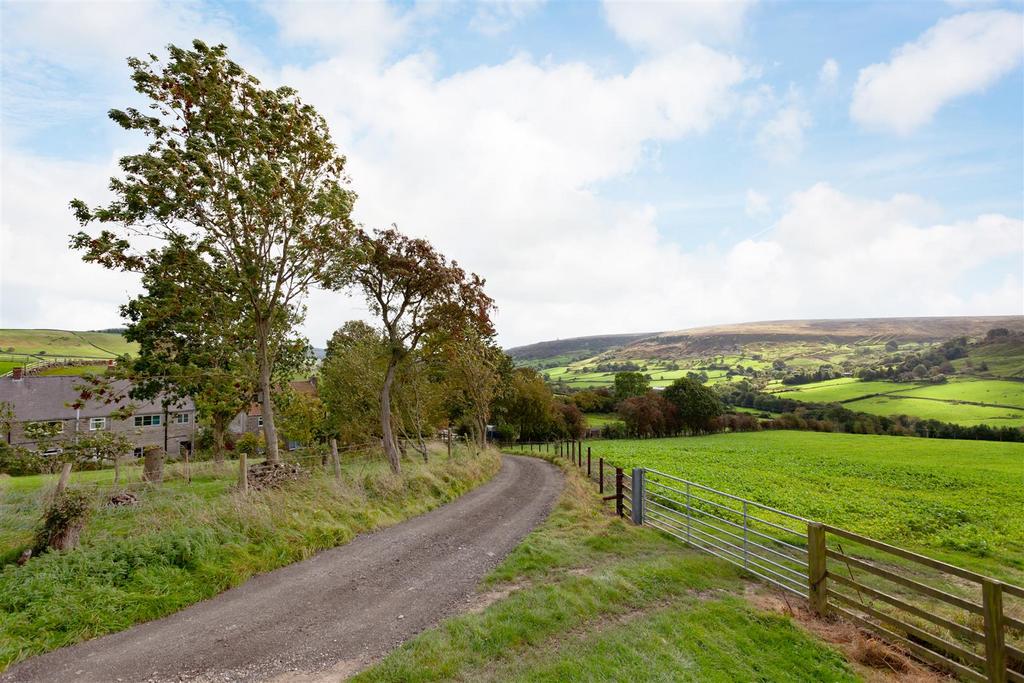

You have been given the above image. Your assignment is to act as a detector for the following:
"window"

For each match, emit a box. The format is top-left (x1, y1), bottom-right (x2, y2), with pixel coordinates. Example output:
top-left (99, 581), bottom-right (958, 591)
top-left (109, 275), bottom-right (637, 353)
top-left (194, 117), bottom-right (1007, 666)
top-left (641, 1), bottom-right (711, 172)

top-left (173, 412), bottom-right (190, 424)
top-left (257, 416), bottom-right (264, 427)
top-left (133, 414), bottom-right (161, 427)
top-left (89, 417), bottom-right (106, 431)
top-left (42, 447), bottom-right (63, 457)
top-left (133, 447), bottom-right (144, 458)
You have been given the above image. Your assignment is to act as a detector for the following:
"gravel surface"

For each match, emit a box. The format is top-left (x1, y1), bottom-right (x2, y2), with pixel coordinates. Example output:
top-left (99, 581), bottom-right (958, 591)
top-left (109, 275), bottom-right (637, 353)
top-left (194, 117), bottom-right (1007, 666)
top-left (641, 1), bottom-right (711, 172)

top-left (2, 455), bottom-right (562, 683)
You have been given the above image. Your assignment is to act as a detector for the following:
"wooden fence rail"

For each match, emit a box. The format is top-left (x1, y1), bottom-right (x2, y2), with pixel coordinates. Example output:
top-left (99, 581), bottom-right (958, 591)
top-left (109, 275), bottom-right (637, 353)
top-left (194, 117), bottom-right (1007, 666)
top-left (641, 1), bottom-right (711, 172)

top-left (504, 440), bottom-right (1023, 683)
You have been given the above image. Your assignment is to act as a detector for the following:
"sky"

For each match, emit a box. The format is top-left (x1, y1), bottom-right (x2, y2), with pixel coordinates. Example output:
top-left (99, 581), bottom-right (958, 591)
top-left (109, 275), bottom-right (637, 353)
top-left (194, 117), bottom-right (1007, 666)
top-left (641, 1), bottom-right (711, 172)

top-left (1, 0), bottom-right (1022, 349)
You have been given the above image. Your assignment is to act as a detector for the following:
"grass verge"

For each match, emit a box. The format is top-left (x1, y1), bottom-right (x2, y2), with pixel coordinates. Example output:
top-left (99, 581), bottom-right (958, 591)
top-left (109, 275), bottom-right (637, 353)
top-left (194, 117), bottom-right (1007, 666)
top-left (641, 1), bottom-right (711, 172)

top-left (353, 453), bottom-right (861, 682)
top-left (0, 446), bottom-right (500, 671)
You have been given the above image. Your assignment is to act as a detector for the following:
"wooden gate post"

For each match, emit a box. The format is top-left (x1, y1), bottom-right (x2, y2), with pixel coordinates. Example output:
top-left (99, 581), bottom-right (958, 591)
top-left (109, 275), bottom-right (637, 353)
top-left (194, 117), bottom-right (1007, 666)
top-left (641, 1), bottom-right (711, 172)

top-left (807, 522), bottom-right (828, 617)
top-left (982, 580), bottom-right (1006, 683)
top-left (587, 447), bottom-right (591, 477)
top-left (630, 468), bottom-right (644, 525)
top-left (599, 457), bottom-right (604, 493)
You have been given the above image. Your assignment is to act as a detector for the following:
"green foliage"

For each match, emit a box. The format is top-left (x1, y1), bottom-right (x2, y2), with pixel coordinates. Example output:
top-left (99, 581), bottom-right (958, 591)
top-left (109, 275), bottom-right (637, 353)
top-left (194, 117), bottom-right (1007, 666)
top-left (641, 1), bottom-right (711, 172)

top-left (33, 489), bottom-right (92, 554)
top-left (663, 377), bottom-right (723, 434)
top-left (612, 371), bottom-right (649, 401)
top-left (69, 40), bottom-right (359, 464)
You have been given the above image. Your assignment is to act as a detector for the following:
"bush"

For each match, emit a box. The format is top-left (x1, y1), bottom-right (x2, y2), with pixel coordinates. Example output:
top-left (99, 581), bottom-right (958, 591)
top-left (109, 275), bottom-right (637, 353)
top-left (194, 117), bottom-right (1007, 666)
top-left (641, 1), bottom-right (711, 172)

top-left (34, 489), bottom-right (92, 554)
top-left (0, 443), bottom-right (47, 476)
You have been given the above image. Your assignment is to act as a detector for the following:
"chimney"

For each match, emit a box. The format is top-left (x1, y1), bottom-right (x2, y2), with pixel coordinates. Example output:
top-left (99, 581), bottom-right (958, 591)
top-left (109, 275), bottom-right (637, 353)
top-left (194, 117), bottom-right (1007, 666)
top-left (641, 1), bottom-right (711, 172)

top-left (12, 367), bottom-right (23, 381)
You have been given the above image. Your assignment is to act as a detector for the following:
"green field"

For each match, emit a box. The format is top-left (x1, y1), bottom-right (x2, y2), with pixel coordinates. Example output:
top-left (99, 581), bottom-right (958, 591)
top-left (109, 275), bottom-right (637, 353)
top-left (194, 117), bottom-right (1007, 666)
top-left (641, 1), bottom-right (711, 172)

top-left (587, 431), bottom-right (1024, 581)
top-left (584, 413), bottom-right (623, 429)
top-left (0, 329), bottom-right (136, 359)
top-left (843, 394), bottom-right (1024, 426)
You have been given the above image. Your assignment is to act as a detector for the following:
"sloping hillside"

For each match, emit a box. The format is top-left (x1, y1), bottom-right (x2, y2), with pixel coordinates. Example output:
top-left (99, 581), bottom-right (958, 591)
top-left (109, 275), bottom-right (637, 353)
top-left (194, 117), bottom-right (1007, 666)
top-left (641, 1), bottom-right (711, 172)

top-left (507, 332), bottom-right (656, 368)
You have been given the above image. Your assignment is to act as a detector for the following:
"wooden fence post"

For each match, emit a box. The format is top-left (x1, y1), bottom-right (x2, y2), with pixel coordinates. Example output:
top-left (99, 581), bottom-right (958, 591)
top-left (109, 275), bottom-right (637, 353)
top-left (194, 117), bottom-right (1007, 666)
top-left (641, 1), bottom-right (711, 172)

top-left (599, 458), bottom-right (604, 493)
top-left (330, 438), bottom-right (341, 482)
top-left (615, 467), bottom-right (624, 518)
top-left (982, 580), bottom-right (1006, 683)
top-left (807, 522), bottom-right (827, 617)
top-left (238, 452), bottom-right (248, 494)
top-left (587, 447), bottom-right (591, 477)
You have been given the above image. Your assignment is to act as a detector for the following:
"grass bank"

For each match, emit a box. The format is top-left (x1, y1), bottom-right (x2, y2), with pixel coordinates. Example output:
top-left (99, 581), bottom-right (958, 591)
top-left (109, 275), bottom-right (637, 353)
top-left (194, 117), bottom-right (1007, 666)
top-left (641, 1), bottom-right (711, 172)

top-left (354, 454), bottom-right (865, 682)
top-left (0, 446), bottom-right (500, 670)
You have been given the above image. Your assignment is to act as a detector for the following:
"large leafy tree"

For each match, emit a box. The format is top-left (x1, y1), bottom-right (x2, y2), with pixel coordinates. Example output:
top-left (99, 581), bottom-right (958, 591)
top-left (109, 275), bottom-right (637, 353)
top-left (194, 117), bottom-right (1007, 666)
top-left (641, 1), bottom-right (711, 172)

top-left (70, 41), bottom-right (358, 464)
top-left (351, 227), bottom-right (494, 473)
top-left (663, 377), bottom-right (723, 435)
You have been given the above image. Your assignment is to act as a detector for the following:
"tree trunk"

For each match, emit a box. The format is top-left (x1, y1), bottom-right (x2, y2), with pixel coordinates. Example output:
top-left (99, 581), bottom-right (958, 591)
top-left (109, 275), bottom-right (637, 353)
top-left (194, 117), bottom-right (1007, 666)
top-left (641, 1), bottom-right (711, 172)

top-left (212, 413), bottom-right (228, 466)
top-left (114, 454), bottom-right (121, 485)
top-left (142, 447), bottom-right (164, 484)
top-left (257, 320), bottom-right (281, 464)
top-left (380, 360), bottom-right (401, 474)
top-left (55, 461), bottom-right (72, 496)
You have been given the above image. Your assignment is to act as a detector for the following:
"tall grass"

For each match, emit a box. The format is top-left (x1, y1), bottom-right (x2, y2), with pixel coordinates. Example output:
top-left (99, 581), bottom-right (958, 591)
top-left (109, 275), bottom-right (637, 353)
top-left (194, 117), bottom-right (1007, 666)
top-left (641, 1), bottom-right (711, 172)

top-left (0, 446), bottom-right (500, 670)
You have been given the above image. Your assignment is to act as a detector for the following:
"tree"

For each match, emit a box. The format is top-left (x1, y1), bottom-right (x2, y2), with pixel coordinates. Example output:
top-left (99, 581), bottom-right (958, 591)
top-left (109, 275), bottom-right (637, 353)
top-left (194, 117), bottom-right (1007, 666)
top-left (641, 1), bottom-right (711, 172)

top-left (494, 368), bottom-right (557, 441)
top-left (663, 377), bottom-right (723, 435)
top-left (66, 430), bottom-right (135, 485)
top-left (320, 321), bottom-right (387, 445)
top-left (69, 41), bottom-right (358, 464)
top-left (275, 386), bottom-right (327, 452)
top-left (444, 335), bottom-right (505, 451)
top-left (613, 372), bottom-right (650, 402)
top-left (350, 227), bottom-right (494, 473)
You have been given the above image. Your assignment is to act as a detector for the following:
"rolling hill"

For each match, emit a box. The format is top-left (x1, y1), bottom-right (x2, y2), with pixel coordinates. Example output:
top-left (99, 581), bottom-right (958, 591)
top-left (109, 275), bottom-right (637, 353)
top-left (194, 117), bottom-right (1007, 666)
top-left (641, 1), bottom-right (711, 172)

top-left (509, 316), bottom-right (1024, 427)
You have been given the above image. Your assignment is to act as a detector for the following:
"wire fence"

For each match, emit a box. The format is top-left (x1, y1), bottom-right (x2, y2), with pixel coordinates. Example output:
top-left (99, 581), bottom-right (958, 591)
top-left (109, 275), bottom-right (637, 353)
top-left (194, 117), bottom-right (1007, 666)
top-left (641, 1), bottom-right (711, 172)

top-left (505, 439), bottom-right (1024, 683)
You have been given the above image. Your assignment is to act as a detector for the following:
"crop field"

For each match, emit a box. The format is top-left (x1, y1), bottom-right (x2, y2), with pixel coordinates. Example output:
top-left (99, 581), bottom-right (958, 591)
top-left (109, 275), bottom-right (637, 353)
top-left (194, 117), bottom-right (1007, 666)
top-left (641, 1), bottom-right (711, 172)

top-left (587, 431), bottom-right (1024, 582)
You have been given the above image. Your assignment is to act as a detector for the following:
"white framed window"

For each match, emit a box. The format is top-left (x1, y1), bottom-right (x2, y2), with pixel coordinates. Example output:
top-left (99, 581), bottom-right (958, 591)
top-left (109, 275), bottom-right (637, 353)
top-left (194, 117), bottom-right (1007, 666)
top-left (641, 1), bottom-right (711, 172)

top-left (89, 417), bottom-right (106, 431)
top-left (173, 412), bottom-right (190, 424)
top-left (134, 414), bottom-right (161, 427)
top-left (257, 416), bottom-right (264, 427)
top-left (42, 447), bottom-right (63, 456)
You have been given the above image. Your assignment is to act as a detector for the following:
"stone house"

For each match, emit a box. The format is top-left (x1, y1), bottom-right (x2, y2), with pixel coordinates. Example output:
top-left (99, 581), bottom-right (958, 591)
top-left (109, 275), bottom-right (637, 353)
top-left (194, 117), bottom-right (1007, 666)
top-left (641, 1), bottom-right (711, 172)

top-left (0, 369), bottom-right (196, 457)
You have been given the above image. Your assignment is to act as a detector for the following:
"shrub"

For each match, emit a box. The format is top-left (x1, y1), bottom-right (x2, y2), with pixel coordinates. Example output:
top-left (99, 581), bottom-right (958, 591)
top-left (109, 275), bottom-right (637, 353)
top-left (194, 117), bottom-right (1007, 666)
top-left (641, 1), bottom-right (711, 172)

top-left (34, 489), bottom-right (92, 554)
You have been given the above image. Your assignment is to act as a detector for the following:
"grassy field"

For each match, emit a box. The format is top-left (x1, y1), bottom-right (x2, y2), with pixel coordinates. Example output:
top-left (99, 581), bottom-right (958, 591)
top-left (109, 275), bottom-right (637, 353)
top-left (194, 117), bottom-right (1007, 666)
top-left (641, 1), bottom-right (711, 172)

top-left (356, 456), bottom-right (863, 682)
top-left (584, 413), bottom-right (622, 429)
top-left (844, 394), bottom-right (1024, 426)
top-left (585, 431), bottom-right (1024, 582)
top-left (0, 446), bottom-right (500, 670)
top-left (0, 329), bottom-right (136, 358)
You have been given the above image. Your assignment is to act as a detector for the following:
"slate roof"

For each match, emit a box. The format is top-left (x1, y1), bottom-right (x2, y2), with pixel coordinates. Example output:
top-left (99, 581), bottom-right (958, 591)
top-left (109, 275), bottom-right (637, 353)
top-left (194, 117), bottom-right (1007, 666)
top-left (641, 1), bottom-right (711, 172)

top-left (0, 376), bottom-right (193, 422)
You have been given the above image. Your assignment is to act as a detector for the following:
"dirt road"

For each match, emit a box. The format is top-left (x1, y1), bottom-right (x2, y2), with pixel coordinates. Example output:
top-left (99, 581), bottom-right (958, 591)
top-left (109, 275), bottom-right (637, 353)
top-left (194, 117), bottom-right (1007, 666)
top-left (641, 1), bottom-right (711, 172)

top-left (2, 455), bottom-right (562, 683)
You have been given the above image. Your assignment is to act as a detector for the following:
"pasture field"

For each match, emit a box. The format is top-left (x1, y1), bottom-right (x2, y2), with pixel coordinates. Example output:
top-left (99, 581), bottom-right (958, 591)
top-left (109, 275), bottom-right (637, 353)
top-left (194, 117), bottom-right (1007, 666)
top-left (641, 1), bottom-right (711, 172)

top-left (895, 378), bottom-right (1024, 406)
top-left (0, 329), bottom-right (136, 359)
top-left (771, 378), bottom-right (906, 402)
top-left (587, 431), bottom-right (1024, 582)
top-left (0, 361), bottom-right (20, 376)
top-left (843, 394), bottom-right (1024, 426)
top-left (33, 364), bottom-right (111, 377)
top-left (584, 413), bottom-right (622, 428)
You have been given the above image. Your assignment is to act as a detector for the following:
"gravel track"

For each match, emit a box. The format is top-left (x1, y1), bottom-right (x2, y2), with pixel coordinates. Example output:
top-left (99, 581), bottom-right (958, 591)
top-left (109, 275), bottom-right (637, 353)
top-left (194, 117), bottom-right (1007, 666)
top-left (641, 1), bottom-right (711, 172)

top-left (2, 454), bottom-right (562, 683)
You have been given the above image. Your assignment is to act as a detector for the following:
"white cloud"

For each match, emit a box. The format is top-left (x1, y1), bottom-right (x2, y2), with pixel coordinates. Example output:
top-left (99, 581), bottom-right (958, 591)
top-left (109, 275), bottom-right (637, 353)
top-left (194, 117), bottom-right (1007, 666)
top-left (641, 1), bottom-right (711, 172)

top-left (469, 0), bottom-right (545, 36)
top-left (603, 0), bottom-right (757, 51)
top-left (851, 10), bottom-right (1024, 134)
top-left (745, 189), bottom-right (771, 219)
top-left (756, 105), bottom-right (811, 162)
top-left (265, 1), bottom-right (415, 65)
top-left (819, 58), bottom-right (839, 86)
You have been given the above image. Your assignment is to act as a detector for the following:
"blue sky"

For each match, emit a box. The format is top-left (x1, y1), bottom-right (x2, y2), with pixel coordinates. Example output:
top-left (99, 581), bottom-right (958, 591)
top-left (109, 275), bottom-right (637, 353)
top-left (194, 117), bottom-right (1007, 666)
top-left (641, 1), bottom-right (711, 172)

top-left (1, 0), bottom-right (1022, 347)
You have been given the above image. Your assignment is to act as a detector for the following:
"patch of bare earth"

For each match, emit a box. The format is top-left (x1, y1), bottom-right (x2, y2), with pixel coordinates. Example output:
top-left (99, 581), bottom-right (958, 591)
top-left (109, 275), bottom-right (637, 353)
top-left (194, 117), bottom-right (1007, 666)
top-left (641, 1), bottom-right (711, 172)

top-left (743, 584), bottom-right (949, 682)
